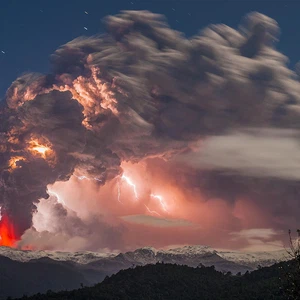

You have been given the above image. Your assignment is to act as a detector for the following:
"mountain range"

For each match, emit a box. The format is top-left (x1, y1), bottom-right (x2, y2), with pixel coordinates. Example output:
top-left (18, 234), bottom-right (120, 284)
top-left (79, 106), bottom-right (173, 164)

top-left (0, 245), bottom-right (289, 299)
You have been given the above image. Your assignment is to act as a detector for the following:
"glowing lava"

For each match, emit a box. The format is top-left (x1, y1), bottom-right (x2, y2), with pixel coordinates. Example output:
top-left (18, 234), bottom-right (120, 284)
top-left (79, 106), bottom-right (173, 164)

top-left (0, 214), bottom-right (18, 247)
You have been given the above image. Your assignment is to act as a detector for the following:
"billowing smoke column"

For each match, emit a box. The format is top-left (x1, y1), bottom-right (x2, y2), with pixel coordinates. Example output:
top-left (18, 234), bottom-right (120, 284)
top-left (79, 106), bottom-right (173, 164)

top-left (1, 10), bottom-right (300, 249)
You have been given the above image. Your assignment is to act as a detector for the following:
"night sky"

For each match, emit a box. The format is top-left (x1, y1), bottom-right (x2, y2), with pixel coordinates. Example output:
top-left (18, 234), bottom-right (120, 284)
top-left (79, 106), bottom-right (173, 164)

top-left (0, 0), bottom-right (299, 98)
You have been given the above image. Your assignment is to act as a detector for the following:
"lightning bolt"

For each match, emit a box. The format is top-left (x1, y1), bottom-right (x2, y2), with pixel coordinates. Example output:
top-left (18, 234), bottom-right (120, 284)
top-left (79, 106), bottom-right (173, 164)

top-left (121, 174), bottom-right (138, 199)
top-left (145, 204), bottom-right (161, 216)
top-left (151, 194), bottom-right (169, 213)
top-left (74, 174), bottom-right (102, 182)
top-left (117, 180), bottom-right (123, 204)
top-left (116, 174), bottom-right (169, 216)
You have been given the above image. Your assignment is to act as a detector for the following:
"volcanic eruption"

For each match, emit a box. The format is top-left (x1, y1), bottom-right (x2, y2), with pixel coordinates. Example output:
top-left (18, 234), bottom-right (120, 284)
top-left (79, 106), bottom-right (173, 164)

top-left (0, 10), bottom-right (299, 251)
top-left (0, 211), bottom-right (19, 247)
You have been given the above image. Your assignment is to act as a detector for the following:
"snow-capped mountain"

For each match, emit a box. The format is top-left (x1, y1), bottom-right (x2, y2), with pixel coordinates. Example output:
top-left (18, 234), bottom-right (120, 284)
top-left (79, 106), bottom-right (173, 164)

top-left (0, 246), bottom-right (115, 264)
top-left (0, 245), bottom-right (290, 299)
top-left (0, 244), bottom-right (288, 269)
top-left (218, 249), bottom-right (289, 269)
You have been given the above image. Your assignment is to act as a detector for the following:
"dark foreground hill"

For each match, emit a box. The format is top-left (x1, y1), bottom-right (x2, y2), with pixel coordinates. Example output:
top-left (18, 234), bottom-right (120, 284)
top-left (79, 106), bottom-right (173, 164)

top-left (14, 261), bottom-right (298, 300)
top-left (0, 255), bottom-right (114, 300)
top-left (0, 256), bottom-right (88, 300)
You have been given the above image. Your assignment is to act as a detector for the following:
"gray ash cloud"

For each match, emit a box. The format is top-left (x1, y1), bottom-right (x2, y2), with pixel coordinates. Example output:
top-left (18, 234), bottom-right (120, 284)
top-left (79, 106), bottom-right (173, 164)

top-left (0, 10), bottom-right (300, 240)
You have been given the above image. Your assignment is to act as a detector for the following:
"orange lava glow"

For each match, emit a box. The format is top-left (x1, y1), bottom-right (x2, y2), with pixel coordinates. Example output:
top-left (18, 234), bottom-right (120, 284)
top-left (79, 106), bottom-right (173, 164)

top-left (8, 156), bottom-right (26, 170)
top-left (28, 139), bottom-right (53, 159)
top-left (0, 215), bottom-right (19, 247)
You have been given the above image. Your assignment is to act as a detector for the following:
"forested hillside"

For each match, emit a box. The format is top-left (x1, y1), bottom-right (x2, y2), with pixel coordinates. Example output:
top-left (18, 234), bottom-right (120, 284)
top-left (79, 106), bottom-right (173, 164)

top-left (15, 260), bottom-right (298, 300)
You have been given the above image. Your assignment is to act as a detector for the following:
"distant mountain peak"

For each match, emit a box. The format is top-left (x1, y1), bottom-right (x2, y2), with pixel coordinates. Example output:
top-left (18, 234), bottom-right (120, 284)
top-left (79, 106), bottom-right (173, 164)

top-left (0, 244), bottom-right (289, 269)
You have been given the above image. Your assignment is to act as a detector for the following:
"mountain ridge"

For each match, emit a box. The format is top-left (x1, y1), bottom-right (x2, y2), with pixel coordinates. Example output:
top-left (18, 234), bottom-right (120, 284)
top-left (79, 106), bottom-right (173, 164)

top-left (0, 245), bottom-right (290, 299)
top-left (0, 244), bottom-right (288, 268)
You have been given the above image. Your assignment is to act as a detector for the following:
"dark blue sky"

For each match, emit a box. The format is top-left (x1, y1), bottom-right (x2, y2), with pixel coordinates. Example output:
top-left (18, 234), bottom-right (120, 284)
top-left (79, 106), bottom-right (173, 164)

top-left (0, 0), bottom-right (298, 98)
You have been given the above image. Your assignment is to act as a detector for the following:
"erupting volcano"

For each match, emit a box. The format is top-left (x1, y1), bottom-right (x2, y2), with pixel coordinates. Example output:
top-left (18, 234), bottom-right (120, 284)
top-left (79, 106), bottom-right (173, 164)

top-left (0, 9), bottom-right (299, 253)
top-left (0, 214), bottom-right (19, 247)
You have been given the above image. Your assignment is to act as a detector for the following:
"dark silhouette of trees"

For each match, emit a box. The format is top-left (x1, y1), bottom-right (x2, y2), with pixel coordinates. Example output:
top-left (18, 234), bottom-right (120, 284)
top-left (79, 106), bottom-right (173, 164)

top-left (14, 261), bottom-right (293, 300)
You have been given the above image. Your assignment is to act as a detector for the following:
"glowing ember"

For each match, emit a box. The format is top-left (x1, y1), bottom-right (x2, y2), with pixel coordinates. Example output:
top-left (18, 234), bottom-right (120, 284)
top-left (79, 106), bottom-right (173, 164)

top-left (8, 156), bottom-right (26, 170)
top-left (28, 139), bottom-right (53, 159)
top-left (0, 214), bottom-right (18, 247)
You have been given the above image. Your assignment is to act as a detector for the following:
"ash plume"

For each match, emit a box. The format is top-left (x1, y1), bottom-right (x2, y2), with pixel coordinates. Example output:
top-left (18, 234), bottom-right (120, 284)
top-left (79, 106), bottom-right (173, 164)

top-left (0, 10), bottom-right (300, 249)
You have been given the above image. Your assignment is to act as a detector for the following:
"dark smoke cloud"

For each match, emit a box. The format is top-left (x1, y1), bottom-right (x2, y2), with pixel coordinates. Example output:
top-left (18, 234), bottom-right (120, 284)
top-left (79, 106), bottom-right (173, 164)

top-left (1, 90), bottom-right (121, 233)
top-left (1, 10), bottom-right (300, 243)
